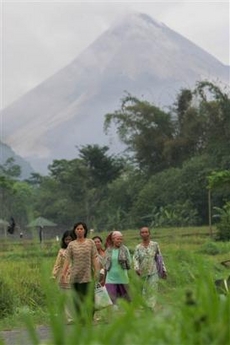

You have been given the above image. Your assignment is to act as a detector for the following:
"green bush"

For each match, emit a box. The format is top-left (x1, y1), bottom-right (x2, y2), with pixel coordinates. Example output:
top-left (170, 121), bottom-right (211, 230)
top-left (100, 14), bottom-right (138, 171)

top-left (214, 202), bottom-right (230, 241)
top-left (199, 241), bottom-right (221, 255)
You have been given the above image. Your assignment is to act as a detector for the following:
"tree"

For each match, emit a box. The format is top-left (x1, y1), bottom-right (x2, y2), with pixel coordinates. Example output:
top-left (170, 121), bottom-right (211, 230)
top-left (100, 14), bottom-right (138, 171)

top-left (174, 89), bottom-right (193, 127)
top-left (207, 170), bottom-right (230, 239)
top-left (44, 146), bottom-right (125, 227)
top-left (78, 144), bottom-right (124, 187)
top-left (0, 157), bottom-right (21, 178)
top-left (11, 182), bottom-right (34, 227)
top-left (195, 81), bottom-right (230, 167)
top-left (104, 94), bottom-right (174, 175)
top-left (25, 172), bottom-right (44, 187)
top-left (168, 88), bottom-right (206, 166)
top-left (0, 175), bottom-right (14, 220)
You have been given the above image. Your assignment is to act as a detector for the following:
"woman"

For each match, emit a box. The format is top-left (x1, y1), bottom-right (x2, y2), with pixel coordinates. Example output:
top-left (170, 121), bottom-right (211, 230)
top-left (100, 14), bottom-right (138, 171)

top-left (61, 222), bottom-right (100, 322)
top-left (133, 226), bottom-right (167, 310)
top-left (52, 230), bottom-right (74, 324)
top-left (92, 236), bottom-right (105, 262)
top-left (92, 236), bottom-right (107, 320)
top-left (92, 236), bottom-right (105, 284)
top-left (104, 231), bottom-right (131, 306)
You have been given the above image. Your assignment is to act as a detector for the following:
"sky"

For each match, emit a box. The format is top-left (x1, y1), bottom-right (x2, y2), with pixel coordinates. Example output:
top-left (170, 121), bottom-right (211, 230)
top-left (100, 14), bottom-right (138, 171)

top-left (0, 0), bottom-right (229, 110)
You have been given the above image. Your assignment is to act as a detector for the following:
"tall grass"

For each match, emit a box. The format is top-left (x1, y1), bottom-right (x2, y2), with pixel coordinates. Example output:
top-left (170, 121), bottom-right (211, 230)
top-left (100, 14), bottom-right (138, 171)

top-left (0, 227), bottom-right (230, 344)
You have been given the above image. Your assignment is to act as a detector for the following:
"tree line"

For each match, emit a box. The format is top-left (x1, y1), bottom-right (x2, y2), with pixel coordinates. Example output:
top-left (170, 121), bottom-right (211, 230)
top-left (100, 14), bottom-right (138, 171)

top-left (1, 81), bottom-right (230, 233)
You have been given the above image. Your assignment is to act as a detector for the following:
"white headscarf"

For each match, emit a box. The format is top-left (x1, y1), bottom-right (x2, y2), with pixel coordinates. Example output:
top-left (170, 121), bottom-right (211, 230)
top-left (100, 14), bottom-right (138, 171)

top-left (112, 231), bottom-right (123, 238)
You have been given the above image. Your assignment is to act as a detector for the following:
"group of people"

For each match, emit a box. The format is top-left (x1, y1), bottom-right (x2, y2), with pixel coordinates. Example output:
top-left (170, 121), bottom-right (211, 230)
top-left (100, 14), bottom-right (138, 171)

top-left (52, 222), bottom-right (167, 324)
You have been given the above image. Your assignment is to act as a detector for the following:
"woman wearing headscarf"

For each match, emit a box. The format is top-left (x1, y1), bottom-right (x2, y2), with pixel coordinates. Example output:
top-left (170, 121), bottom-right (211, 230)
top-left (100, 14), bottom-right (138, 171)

top-left (103, 231), bottom-right (131, 307)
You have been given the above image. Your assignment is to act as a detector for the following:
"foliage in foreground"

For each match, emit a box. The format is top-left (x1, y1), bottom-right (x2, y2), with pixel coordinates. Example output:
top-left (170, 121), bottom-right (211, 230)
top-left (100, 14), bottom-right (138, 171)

top-left (0, 227), bottom-right (230, 344)
top-left (14, 270), bottom-right (230, 345)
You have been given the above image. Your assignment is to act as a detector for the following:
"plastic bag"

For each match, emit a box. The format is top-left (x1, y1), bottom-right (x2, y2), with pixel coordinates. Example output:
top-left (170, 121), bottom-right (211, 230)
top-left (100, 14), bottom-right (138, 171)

top-left (94, 284), bottom-right (113, 310)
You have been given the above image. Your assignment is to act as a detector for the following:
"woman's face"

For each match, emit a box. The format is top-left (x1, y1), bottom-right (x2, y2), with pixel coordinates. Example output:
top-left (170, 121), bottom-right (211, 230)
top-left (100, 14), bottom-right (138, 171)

top-left (140, 227), bottom-right (150, 241)
top-left (64, 236), bottom-right (72, 246)
top-left (93, 238), bottom-right (102, 250)
top-left (74, 224), bottom-right (85, 238)
top-left (112, 234), bottom-right (123, 247)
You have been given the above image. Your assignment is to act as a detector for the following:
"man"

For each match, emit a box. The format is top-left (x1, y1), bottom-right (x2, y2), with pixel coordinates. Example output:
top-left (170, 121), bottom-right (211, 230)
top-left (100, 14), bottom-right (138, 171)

top-left (133, 226), bottom-right (166, 309)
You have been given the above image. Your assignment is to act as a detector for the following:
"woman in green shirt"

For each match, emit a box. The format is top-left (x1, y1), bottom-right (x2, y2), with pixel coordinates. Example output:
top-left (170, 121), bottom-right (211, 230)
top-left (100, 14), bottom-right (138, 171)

top-left (104, 231), bottom-right (131, 306)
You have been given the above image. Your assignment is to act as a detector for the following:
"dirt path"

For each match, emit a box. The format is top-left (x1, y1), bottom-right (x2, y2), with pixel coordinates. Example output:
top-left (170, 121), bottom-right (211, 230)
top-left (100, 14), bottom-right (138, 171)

top-left (0, 325), bottom-right (51, 345)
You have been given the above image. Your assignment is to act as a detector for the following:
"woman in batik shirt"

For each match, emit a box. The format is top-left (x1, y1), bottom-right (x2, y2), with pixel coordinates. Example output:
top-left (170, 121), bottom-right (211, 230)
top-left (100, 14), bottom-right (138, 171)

top-left (52, 230), bottom-right (74, 323)
top-left (133, 226), bottom-right (166, 310)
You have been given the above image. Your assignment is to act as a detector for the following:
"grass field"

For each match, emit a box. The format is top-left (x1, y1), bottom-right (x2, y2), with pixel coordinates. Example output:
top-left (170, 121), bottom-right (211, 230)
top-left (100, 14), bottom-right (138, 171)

top-left (0, 226), bottom-right (230, 344)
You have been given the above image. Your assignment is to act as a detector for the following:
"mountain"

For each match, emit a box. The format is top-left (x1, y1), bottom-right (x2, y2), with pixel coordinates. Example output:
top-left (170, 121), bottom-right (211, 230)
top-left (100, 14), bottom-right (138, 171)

top-left (0, 141), bottom-right (34, 179)
top-left (1, 12), bottom-right (229, 174)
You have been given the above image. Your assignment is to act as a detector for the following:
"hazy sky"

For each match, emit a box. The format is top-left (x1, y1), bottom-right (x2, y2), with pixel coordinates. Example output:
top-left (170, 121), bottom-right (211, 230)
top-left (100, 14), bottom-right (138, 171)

top-left (1, 0), bottom-right (229, 110)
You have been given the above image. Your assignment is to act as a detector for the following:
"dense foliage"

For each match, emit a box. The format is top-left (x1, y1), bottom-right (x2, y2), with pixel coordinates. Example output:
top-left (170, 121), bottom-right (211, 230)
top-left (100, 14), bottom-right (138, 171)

top-left (0, 82), bottom-right (230, 235)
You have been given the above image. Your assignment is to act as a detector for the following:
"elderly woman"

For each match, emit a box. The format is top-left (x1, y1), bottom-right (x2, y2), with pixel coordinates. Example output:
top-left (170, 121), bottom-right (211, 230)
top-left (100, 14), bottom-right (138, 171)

top-left (133, 226), bottom-right (167, 310)
top-left (103, 231), bottom-right (131, 306)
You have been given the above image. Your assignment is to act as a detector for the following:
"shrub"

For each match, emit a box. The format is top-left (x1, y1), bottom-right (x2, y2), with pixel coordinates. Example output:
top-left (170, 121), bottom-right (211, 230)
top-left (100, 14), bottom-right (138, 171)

top-left (214, 202), bottom-right (230, 241)
top-left (199, 241), bottom-right (221, 255)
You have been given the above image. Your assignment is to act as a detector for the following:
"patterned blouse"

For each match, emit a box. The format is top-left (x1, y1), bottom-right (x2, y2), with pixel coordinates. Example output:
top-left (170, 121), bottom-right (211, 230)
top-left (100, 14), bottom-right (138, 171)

top-left (52, 248), bottom-right (71, 289)
top-left (133, 241), bottom-right (166, 277)
top-left (65, 239), bottom-right (98, 284)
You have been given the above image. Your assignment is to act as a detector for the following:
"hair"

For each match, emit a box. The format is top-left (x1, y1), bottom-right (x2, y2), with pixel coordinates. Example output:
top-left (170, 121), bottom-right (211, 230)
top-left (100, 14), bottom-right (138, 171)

top-left (61, 230), bottom-right (74, 249)
top-left (72, 221), bottom-right (88, 239)
top-left (140, 226), bottom-right (150, 233)
top-left (105, 231), bottom-right (114, 249)
top-left (92, 236), bottom-right (103, 243)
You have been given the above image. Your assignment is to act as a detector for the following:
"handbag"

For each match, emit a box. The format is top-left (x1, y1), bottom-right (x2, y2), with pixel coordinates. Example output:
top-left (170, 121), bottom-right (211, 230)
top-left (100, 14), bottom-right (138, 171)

top-left (94, 284), bottom-right (113, 310)
top-left (155, 253), bottom-right (166, 279)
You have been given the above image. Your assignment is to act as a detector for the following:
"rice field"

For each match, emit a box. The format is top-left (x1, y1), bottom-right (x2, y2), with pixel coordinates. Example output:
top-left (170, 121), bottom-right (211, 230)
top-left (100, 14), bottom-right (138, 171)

top-left (0, 226), bottom-right (230, 344)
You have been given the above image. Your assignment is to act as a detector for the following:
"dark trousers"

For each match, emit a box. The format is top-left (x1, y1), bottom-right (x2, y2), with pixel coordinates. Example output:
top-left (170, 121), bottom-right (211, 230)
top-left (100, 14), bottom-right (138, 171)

top-left (72, 282), bottom-right (94, 322)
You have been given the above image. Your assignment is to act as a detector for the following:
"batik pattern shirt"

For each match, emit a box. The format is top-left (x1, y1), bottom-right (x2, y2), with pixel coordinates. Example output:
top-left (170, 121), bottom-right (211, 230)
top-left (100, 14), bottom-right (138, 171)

top-left (133, 241), bottom-right (165, 277)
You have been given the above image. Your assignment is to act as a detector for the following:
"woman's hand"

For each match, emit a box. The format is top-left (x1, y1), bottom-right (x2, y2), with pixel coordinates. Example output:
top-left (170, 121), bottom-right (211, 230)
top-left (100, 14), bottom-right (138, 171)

top-left (99, 272), bottom-right (105, 286)
top-left (162, 271), bottom-right (167, 279)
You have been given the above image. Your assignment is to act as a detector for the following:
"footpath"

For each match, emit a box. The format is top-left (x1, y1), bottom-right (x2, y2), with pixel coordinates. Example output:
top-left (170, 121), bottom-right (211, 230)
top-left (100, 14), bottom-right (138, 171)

top-left (0, 325), bottom-right (51, 345)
